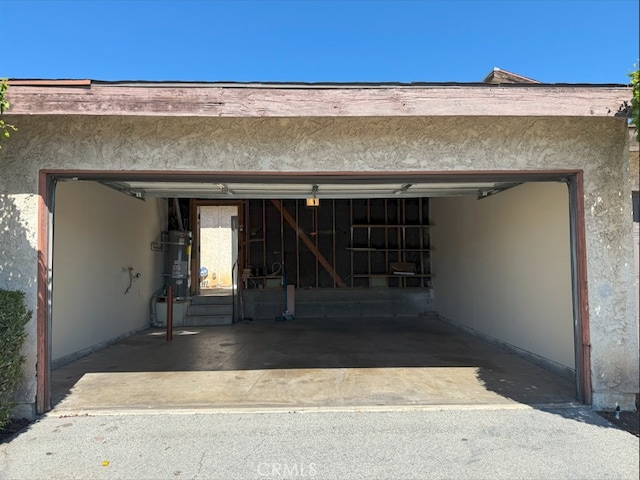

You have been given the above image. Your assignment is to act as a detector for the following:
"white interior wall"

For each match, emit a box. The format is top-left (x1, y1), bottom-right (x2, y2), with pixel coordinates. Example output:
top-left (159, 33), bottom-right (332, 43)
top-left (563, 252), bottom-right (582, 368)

top-left (51, 181), bottom-right (166, 364)
top-left (431, 182), bottom-right (575, 369)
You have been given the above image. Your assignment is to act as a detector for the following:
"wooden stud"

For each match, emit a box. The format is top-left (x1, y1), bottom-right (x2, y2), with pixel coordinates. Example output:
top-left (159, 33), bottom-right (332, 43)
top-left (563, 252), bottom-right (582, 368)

top-left (350, 199), bottom-right (354, 288)
top-left (397, 200), bottom-right (402, 288)
top-left (315, 207), bottom-right (319, 288)
top-left (296, 200), bottom-right (300, 287)
top-left (419, 198), bottom-right (424, 288)
top-left (271, 200), bottom-right (347, 288)
top-left (384, 199), bottom-right (389, 281)
top-left (367, 199), bottom-right (371, 281)
top-left (332, 199), bottom-right (337, 289)
top-left (237, 201), bottom-right (246, 307)
top-left (245, 201), bottom-right (250, 272)
top-left (188, 199), bottom-right (198, 295)
top-left (280, 199), bottom-right (284, 273)
top-left (262, 200), bottom-right (266, 270)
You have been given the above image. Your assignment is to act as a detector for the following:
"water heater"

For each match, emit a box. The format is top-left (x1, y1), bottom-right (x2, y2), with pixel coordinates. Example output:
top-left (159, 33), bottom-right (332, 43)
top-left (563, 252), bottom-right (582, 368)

top-left (166, 230), bottom-right (192, 298)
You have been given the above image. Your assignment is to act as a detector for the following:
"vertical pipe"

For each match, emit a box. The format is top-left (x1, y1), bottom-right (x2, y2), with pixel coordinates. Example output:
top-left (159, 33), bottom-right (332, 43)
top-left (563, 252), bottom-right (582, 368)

top-left (166, 284), bottom-right (173, 342)
top-left (174, 198), bottom-right (185, 231)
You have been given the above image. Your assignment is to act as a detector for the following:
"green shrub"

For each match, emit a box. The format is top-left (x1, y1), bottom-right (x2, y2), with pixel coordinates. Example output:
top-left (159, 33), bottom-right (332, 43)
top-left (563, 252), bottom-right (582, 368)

top-left (0, 289), bottom-right (31, 428)
top-left (630, 67), bottom-right (639, 143)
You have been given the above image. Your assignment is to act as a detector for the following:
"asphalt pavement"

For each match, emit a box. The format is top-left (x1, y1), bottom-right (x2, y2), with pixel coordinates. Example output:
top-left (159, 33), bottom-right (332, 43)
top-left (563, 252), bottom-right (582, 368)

top-left (1, 405), bottom-right (638, 479)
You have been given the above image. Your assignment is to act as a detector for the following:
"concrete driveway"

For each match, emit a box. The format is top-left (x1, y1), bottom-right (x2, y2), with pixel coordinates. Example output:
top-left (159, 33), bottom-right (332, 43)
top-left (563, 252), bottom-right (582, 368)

top-left (1, 406), bottom-right (637, 479)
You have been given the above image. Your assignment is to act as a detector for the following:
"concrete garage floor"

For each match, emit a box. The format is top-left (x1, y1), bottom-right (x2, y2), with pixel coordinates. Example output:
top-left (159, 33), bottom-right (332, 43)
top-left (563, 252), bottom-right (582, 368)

top-left (51, 316), bottom-right (577, 414)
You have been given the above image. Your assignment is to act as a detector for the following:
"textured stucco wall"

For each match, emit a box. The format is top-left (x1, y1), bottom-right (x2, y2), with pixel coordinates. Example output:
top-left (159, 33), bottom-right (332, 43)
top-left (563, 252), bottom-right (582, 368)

top-left (630, 151), bottom-right (639, 192)
top-left (0, 114), bottom-right (637, 412)
top-left (51, 181), bottom-right (166, 364)
top-left (431, 183), bottom-right (574, 370)
top-left (0, 191), bottom-right (38, 419)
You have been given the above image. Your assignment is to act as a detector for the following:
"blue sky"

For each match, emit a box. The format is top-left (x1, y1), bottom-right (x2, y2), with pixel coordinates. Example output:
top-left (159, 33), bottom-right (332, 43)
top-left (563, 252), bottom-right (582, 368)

top-left (1, 0), bottom-right (638, 84)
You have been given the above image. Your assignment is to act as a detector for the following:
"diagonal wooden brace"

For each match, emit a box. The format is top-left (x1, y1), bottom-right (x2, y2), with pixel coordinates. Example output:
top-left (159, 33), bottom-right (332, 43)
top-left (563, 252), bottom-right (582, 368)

top-left (270, 199), bottom-right (347, 288)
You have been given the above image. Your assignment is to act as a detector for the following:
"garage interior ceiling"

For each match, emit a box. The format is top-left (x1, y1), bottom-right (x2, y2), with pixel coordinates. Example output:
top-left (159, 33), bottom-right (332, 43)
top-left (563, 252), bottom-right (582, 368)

top-left (100, 180), bottom-right (521, 200)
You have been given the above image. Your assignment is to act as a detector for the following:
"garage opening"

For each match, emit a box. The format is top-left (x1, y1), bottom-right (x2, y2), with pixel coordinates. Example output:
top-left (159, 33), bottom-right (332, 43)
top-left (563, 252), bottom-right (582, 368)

top-left (46, 173), bottom-right (583, 412)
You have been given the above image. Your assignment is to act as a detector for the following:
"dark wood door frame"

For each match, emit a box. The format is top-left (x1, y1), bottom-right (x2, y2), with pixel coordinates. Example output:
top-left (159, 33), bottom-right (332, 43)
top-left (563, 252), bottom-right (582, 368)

top-left (188, 199), bottom-right (245, 295)
top-left (36, 172), bottom-right (54, 414)
top-left (568, 172), bottom-right (591, 404)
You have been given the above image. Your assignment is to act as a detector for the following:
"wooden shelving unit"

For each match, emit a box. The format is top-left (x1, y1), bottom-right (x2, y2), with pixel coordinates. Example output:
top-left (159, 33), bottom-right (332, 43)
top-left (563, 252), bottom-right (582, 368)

top-left (243, 197), bottom-right (431, 289)
top-left (349, 198), bottom-right (431, 288)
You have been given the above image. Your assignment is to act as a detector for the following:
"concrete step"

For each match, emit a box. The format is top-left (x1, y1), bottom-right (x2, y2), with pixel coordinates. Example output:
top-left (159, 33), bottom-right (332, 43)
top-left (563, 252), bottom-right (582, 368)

top-left (187, 304), bottom-right (233, 316)
top-left (191, 295), bottom-right (234, 306)
top-left (242, 287), bottom-right (433, 321)
top-left (183, 315), bottom-right (233, 326)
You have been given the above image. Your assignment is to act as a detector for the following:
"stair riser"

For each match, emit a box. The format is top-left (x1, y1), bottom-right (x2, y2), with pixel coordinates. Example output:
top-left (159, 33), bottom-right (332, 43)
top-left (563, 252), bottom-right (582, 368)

top-left (191, 296), bottom-right (234, 306)
top-left (188, 305), bottom-right (233, 316)
top-left (183, 315), bottom-right (233, 326)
